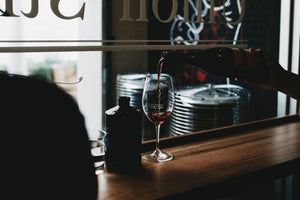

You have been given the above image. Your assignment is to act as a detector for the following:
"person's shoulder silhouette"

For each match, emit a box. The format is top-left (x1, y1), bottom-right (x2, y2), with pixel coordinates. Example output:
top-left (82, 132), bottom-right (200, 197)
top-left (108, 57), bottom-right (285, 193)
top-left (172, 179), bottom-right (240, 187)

top-left (0, 73), bottom-right (98, 200)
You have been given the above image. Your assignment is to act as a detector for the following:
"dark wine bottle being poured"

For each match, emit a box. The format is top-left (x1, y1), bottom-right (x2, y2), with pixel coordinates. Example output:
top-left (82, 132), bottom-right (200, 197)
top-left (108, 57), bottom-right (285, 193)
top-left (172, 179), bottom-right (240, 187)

top-left (160, 47), bottom-right (270, 84)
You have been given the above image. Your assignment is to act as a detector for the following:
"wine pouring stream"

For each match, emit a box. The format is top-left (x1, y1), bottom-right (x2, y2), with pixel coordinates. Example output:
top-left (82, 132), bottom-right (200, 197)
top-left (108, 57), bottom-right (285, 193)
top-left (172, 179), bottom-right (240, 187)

top-left (142, 58), bottom-right (174, 162)
top-left (142, 47), bottom-right (271, 162)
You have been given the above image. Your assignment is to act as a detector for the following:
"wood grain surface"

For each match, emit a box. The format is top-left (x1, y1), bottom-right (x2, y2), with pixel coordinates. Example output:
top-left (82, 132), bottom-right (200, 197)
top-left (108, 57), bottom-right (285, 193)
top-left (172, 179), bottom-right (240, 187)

top-left (97, 120), bottom-right (300, 200)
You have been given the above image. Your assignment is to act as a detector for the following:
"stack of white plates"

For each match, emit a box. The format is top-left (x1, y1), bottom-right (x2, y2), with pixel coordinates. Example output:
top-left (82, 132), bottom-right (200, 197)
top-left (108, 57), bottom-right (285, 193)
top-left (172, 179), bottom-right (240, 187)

top-left (116, 74), bottom-right (146, 110)
top-left (116, 73), bottom-right (159, 141)
top-left (170, 84), bottom-right (250, 136)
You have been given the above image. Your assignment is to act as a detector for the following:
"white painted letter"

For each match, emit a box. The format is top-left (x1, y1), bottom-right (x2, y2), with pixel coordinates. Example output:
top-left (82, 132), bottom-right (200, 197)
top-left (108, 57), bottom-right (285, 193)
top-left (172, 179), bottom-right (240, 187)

top-left (196, 0), bottom-right (204, 23)
top-left (120, 0), bottom-right (133, 21)
top-left (21, 0), bottom-right (39, 18)
top-left (183, 0), bottom-right (190, 22)
top-left (208, 0), bottom-right (215, 24)
top-left (51, 0), bottom-right (85, 20)
top-left (137, 0), bottom-right (149, 22)
top-left (2, 0), bottom-right (19, 17)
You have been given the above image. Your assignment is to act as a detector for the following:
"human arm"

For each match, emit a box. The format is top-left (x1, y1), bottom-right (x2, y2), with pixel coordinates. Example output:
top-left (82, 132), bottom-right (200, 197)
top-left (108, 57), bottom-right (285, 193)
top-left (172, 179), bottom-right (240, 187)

top-left (236, 48), bottom-right (300, 100)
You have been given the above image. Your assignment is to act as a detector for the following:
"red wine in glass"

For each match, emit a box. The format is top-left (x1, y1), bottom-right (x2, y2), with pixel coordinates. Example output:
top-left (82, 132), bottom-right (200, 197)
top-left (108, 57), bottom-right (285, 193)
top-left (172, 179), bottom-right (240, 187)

top-left (146, 111), bottom-right (171, 125)
top-left (142, 72), bottom-right (174, 162)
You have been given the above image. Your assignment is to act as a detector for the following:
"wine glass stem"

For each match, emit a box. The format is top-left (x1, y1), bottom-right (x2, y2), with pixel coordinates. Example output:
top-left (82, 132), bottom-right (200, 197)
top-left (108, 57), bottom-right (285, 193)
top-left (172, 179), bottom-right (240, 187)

top-left (155, 124), bottom-right (161, 152)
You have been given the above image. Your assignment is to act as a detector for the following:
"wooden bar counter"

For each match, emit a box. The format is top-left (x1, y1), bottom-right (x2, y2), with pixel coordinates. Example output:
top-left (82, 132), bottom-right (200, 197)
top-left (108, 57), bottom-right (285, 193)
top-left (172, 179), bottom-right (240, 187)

top-left (97, 116), bottom-right (300, 200)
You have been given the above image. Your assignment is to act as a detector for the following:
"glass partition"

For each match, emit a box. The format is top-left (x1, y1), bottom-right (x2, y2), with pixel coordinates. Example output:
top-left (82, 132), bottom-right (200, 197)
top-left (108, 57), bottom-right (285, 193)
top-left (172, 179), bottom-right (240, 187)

top-left (103, 0), bottom-right (285, 140)
top-left (0, 0), bottom-right (299, 141)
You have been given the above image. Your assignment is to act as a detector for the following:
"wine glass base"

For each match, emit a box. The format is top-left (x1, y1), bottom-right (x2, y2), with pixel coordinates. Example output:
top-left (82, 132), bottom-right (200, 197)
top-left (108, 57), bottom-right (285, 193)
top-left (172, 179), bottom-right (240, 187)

top-left (143, 149), bottom-right (173, 162)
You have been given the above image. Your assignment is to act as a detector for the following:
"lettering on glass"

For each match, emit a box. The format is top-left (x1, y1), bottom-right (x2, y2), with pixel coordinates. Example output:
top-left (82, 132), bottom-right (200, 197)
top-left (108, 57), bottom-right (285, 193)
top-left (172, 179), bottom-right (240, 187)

top-left (21, 0), bottom-right (39, 18)
top-left (120, 0), bottom-right (245, 25)
top-left (152, 0), bottom-right (178, 23)
top-left (0, 0), bottom-right (86, 20)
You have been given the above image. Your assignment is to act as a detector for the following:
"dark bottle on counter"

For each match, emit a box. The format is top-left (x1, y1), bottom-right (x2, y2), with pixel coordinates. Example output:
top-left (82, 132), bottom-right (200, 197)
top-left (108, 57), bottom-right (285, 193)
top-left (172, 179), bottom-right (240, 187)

top-left (161, 47), bottom-right (270, 84)
top-left (105, 97), bottom-right (142, 173)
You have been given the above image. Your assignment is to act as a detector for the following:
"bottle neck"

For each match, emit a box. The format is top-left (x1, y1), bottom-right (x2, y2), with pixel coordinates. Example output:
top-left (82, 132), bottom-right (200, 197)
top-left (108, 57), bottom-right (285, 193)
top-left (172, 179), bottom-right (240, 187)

top-left (178, 47), bottom-right (236, 77)
top-left (118, 97), bottom-right (130, 109)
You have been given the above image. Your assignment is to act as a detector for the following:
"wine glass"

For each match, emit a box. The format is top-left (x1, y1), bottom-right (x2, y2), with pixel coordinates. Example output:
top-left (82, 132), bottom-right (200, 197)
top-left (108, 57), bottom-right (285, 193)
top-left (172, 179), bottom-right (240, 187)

top-left (142, 73), bottom-right (175, 162)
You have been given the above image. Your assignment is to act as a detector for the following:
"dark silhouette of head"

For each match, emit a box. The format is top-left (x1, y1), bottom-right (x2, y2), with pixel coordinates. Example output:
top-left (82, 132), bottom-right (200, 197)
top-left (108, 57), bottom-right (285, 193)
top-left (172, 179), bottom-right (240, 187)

top-left (0, 73), bottom-right (98, 200)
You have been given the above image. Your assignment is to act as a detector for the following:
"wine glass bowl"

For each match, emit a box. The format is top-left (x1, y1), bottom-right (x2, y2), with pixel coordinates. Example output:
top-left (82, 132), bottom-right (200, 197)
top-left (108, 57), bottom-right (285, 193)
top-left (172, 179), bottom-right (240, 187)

top-left (142, 73), bottom-right (175, 162)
